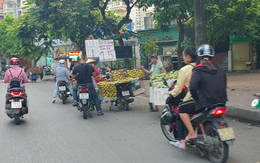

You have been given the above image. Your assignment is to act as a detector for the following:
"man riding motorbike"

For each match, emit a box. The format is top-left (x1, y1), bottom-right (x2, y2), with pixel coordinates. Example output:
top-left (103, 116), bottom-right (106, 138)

top-left (4, 57), bottom-right (29, 91)
top-left (170, 44), bottom-right (228, 150)
top-left (52, 59), bottom-right (72, 103)
top-left (168, 46), bottom-right (197, 149)
top-left (72, 56), bottom-right (104, 116)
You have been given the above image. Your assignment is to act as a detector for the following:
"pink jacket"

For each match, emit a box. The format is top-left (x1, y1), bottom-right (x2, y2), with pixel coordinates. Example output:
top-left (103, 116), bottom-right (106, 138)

top-left (93, 67), bottom-right (100, 84)
top-left (4, 65), bottom-right (29, 87)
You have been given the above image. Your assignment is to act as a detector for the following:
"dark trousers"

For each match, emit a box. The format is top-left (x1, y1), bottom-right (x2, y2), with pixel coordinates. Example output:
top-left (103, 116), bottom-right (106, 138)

top-left (176, 100), bottom-right (204, 140)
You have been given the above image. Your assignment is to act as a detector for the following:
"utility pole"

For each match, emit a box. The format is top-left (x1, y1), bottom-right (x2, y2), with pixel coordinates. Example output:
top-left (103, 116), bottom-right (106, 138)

top-left (194, 0), bottom-right (207, 48)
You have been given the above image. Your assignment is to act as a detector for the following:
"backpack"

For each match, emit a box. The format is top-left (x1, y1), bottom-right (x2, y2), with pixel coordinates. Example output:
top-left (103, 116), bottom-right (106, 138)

top-left (9, 70), bottom-right (22, 88)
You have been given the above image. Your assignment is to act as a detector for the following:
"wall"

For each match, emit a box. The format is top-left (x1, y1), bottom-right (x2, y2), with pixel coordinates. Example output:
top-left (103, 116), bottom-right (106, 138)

top-left (232, 42), bottom-right (250, 71)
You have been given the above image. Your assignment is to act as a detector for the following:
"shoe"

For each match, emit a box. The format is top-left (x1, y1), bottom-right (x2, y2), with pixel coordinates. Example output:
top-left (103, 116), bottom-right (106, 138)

top-left (149, 109), bottom-right (159, 112)
top-left (98, 111), bottom-right (104, 116)
top-left (52, 99), bottom-right (55, 103)
top-left (72, 102), bottom-right (78, 107)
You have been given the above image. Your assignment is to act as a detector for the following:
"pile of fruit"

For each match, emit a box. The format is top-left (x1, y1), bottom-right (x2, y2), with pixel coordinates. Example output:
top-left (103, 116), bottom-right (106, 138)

top-left (151, 70), bottom-right (179, 83)
top-left (153, 84), bottom-right (168, 88)
top-left (97, 82), bottom-right (117, 98)
top-left (127, 69), bottom-right (144, 79)
top-left (117, 77), bottom-right (133, 83)
top-left (109, 69), bottom-right (128, 82)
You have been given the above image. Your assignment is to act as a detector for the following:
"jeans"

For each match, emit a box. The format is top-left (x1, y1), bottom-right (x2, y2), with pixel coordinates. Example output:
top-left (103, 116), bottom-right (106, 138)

top-left (73, 83), bottom-right (101, 112)
top-left (53, 81), bottom-right (73, 98)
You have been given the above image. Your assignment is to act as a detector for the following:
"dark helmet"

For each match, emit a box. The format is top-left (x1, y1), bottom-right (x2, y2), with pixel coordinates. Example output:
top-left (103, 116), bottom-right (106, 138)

top-left (161, 110), bottom-right (176, 125)
top-left (197, 44), bottom-right (215, 58)
top-left (10, 57), bottom-right (19, 65)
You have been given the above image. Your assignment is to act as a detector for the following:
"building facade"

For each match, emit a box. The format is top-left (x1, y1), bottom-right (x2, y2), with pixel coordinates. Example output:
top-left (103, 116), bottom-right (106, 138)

top-left (3, 0), bottom-right (28, 18)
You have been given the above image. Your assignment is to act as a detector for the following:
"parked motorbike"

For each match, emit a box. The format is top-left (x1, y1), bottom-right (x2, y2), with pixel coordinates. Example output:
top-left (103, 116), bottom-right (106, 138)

top-left (76, 85), bottom-right (95, 119)
top-left (57, 81), bottom-right (71, 104)
top-left (160, 79), bottom-right (235, 163)
top-left (5, 86), bottom-right (29, 125)
top-left (110, 82), bottom-right (134, 111)
top-left (43, 66), bottom-right (53, 75)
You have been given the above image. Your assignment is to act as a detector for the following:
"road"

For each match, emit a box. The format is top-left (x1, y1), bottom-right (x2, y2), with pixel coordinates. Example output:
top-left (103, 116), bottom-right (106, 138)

top-left (0, 81), bottom-right (259, 163)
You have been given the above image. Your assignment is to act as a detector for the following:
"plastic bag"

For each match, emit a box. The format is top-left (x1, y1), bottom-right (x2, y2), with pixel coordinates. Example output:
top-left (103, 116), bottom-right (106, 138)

top-left (92, 77), bottom-right (98, 89)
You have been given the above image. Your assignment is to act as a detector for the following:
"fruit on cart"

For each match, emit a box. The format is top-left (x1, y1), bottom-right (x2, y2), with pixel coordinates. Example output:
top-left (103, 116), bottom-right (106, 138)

top-left (151, 70), bottom-right (179, 82)
top-left (117, 77), bottom-right (133, 83)
top-left (97, 82), bottom-right (117, 98)
top-left (127, 69), bottom-right (144, 78)
top-left (109, 70), bottom-right (128, 82)
top-left (154, 84), bottom-right (168, 88)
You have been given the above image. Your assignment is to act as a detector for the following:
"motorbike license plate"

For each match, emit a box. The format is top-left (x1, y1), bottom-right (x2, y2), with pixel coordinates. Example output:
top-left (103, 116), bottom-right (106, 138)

top-left (217, 127), bottom-right (235, 141)
top-left (59, 86), bottom-right (66, 91)
top-left (122, 91), bottom-right (130, 96)
top-left (80, 93), bottom-right (89, 100)
top-left (11, 102), bottom-right (22, 109)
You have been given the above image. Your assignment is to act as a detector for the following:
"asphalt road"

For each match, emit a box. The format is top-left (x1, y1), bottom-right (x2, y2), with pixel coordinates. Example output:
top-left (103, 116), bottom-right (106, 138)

top-left (0, 81), bottom-right (259, 163)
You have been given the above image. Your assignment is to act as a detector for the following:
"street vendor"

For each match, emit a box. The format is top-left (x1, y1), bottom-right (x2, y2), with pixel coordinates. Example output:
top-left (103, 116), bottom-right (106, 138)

top-left (141, 55), bottom-right (167, 112)
top-left (86, 59), bottom-right (100, 84)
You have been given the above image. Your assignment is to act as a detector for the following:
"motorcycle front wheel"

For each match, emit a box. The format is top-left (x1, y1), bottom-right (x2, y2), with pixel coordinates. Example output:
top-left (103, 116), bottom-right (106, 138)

top-left (160, 119), bottom-right (178, 142)
top-left (204, 123), bottom-right (229, 163)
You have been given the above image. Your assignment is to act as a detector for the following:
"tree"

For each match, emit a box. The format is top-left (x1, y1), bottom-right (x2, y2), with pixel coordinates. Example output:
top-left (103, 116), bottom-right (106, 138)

top-left (143, 0), bottom-right (193, 69)
top-left (0, 14), bottom-right (15, 58)
top-left (141, 39), bottom-right (158, 68)
top-left (25, 0), bottom-right (105, 55)
top-left (194, 0), bottom-right (207, 47)
top-left (91, 0), bottom-right (145, 69)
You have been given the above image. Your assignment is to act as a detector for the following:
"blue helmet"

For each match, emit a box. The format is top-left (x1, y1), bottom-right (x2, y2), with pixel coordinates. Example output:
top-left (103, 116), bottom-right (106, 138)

top-left (197, 44), bottom-right (215, 58)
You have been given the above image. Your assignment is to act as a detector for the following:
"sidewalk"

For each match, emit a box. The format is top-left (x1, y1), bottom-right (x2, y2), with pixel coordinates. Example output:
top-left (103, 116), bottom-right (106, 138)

top-left (139, 72), bottom-right (260, 122)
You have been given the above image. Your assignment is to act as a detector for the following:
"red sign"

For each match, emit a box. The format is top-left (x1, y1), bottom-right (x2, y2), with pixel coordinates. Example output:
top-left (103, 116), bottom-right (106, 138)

top-left (70, 51), bottom-right (82, 56)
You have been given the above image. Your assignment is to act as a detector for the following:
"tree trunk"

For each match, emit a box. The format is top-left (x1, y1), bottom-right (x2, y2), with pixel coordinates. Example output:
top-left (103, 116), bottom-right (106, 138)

top-left (177, 23), bottom-right (183, 69)
top-left (194, 0), bottom-right (207, 48)
top-left (34, 55), bottom-right (42, 67)
top-left (256, 42), bottom-right (260, 69)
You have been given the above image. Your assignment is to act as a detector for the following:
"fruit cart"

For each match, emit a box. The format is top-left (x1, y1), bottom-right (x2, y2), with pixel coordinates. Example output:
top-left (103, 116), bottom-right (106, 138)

top-left (97, 69), bottom-right (145, 111)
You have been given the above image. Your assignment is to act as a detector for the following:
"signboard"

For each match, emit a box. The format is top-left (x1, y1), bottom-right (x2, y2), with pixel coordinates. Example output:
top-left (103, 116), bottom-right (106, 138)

top-left (99, 40), bottom-right (116, 62)
top-left (99, 50), bottom-right (116, 62)
top-left (69, 51), bottom-right (82, 61)
top-left (85, 40), bottom-right (100, 57)
top-left (153, 88), bottom-right (168, 106)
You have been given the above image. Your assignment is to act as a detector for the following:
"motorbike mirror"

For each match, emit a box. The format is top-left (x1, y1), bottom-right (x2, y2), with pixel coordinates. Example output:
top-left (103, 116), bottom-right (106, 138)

top-left (162, 78), bottom-right (169, 88)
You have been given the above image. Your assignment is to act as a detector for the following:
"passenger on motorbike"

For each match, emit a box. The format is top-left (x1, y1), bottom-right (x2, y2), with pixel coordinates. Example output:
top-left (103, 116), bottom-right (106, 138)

top-left (52, 60), bottom-right (73, 103)
top-left (4, 57), bottom-right (29, 91)
top-left (170, 44), bottom-right (228, 149)
top-left (168, 46), bottom-right (197, 149)
top-left (72, 56), bottom-right (104, 116)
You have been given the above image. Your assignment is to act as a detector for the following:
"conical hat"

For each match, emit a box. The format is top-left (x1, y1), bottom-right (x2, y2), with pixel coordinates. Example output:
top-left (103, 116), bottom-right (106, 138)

top-left (86, 59), bottom-right (97, 64)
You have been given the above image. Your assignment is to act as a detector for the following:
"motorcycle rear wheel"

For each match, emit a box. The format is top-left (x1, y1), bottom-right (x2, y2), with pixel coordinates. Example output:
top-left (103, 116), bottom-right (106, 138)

top-left (14, 114), bottom-right (20, 125)
top-left (160, 119), bottom-right (177, 142)
top-left (204, 123), bottom-right (229, 163)
top-left (62, 94), bottom-right (66, 104)
top-left (82, 105), bottom-right (88, 119)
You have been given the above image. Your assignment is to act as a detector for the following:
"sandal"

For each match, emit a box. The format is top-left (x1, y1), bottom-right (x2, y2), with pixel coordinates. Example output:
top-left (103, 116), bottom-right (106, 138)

top-left (170, 141), bottom-right (186, 150)
top-left (98, 111), bottom-right (104, 116)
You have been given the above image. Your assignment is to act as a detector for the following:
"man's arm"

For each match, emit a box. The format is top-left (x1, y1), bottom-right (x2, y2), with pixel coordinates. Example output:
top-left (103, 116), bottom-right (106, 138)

top-left (3, 70), bottom-right (9, 83)
top-left (161, 67), bottom-right (167, 74)
top-left (141, 66), bottom-right (151, 75)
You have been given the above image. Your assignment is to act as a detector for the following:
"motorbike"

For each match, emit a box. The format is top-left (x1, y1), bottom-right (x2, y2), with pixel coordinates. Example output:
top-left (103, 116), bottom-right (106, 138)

top-left (43, 66), bottom-right (53, 75)
top-left (160, 79), bottom-right (235, 163)
top-left (5, 86), bottom-right (29, 125)
top-left (30, 74), bottom-right (37, 82)
top-left (76, 85), bottom-right (95, 119)
top-left (57, 81), bottom-right (71, 104)
top-left (110, 82), bottom-right (134, 111)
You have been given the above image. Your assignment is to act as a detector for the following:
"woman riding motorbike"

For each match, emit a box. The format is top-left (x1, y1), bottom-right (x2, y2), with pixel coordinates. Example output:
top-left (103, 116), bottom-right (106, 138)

top-left (168, 46), bottom-right (197, 148)
top-left (170, 44), bottom-right (228, 150)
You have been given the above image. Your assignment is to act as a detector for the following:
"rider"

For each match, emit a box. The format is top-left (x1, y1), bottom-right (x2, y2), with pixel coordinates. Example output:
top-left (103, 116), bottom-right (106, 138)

top-left (52, 59), bottom-right (72, 103)
top-left (168, 46), bottom-right (197, 149)
top-left (4, 57), bottom-right (29, 91)
top-left (170, 44), bottom-right (228, 149)
top-left (86, 59), bottom-right (100, 84)
top-left (72, 56), bottom-right (104, 116)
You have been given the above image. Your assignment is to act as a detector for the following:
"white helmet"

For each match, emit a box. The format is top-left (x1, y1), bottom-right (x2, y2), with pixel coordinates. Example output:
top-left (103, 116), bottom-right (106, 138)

top-left (59, 60), bottom-right (66, 64)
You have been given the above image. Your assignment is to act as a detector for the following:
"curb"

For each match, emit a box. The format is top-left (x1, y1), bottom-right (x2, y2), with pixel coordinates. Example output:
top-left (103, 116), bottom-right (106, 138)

top-left (135, 95), bottom-right (260, 123)
top-left (226, 106), bottom-right (260, 123)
